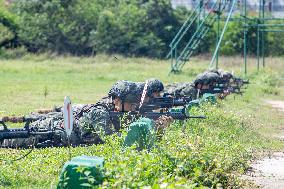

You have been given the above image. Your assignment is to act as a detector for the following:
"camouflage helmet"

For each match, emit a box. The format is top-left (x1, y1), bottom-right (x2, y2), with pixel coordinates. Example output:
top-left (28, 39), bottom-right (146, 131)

top-left (221, 71), bottom-right (233, 80)
top-left (124, 93), bottom-right (140, 103)
top-left (205, 72), bottom-right (220, 84)
top-left (193, 73), bottom-right (203, 86)
top-left (108, 80), bottom-right (137, 102)
top-left (146, 78), bottom-right (164, 97)
top-left (209, 69), bottom-right (220, 75)
top-left (194, 72), bottom-right (220, 86)
top-left (135, 82), bottom-right (145, 95)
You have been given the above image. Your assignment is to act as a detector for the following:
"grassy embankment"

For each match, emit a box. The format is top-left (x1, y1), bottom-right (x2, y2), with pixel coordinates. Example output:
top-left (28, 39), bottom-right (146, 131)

top-left (0, 55), bottom-right (283, 188)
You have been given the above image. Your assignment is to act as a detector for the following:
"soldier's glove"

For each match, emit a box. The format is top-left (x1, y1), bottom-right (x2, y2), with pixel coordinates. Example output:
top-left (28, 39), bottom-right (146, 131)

top-left (155, 115), bottom-right (174, 131)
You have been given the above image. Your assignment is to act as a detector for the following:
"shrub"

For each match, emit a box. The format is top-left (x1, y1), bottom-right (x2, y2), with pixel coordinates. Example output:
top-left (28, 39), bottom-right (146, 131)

top-left (10, 0), bottom-right (189, 57)
top-left (1, 0), bottom-right (282, 58)
top-left (11, 0), bottom-right (99, 55)
top-left (0, 1), bottom-right (19, 48)
top-left (0, 46), bottom-right (27, 59)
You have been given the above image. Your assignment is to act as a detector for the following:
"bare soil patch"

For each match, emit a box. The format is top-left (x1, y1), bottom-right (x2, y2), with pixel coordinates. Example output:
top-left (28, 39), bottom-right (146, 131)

top-left (244, 100), bottom-right (284, 189)
top-left (246, 152), bottom-right (284, 189)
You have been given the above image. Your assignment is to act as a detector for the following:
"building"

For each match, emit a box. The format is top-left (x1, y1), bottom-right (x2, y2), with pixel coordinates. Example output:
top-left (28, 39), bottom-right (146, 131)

top-left (171, 0), bottom-right (284, 17)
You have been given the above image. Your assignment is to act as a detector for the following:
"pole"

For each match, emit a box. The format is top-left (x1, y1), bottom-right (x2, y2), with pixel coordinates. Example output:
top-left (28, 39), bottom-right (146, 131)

top-left (257, 24), bottom-right (260, 71)
top-left (257, 0), bottom-right (261, 71)
top-left (261, 0), bottom-right (265, 67)
top-left (216, 1), bottom-right (221, 69)
top-left (198, 0), bottom-right (201, 26)
top-left (174, 47), bottom-right (177, 71)
top-left (243, 0), bottom-right (247, 75)
top-left (209, 0), bottom-right (237, 69)
top-left (202, 0), bottom-right (205, 18)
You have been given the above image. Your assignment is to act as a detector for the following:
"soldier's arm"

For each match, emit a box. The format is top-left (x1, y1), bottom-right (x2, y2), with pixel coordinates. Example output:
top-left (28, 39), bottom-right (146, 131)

top-left (78, 105), bottom-right (114, 144)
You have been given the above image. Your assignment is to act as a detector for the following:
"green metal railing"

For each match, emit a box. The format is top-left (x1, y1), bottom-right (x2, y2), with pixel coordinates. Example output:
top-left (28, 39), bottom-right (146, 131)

top-left (168, 0), bottom-right (284, 75)
top-left (209, 0), bottom-right (237, 69)
top-left (168, 0), bottom-right (211, 72)
top-left (167, 2), bottom-right (205, 59)
top-left (168, 0), bottom-right (231, 73)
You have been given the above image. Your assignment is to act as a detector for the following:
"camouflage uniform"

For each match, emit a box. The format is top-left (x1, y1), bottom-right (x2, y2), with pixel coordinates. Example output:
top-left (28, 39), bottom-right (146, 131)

top-left (1, 79), bottom-right (167, 148)
top-left (209, 69), bottom-right (233, 85)
top-left (1, 111), bottom-right (66, 148)
top-left (72, 80), bottom-right (143, 145)
top-left (164, 71), bottom-right (221, 99)
top-left (1, 104), bottom-right (115, 148)
top-left (193, 71), bottom-right (220, 87)
top-left (164, 82), bottom-right (198, 99)
top-left (1, 81), bottom-right (135, 148)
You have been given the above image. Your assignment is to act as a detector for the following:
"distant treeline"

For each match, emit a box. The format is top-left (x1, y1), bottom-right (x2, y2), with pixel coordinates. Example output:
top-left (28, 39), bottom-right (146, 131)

top-left (0, 0), bottom-right (284, 58)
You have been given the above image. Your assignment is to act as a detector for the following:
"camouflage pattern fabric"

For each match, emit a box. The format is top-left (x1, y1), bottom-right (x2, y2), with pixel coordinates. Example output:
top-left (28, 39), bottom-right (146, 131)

top-left (97, 96), bottom-right (114, 110)
top-left (146, 78), bottom-right (164, 96)
top-left (76, 104), bottom-right (114, 144)
top-left (164, 82), bottom-right (198, 99)
top-left (209, 69), bottom-right (233, 84)
top-left (1, 112), bottom-right (66, 148)
top-left (1, 78), bottom-right (166, 148)
top-left (164, 83), bottom-right (180, 94)
top-left (164, 71), bottom-right (230, 98)
top-left (180, 83), bottom-right (198, 99)
top-left (193, 71), bottom-right (220, 86)
top-left (1, 103), bottom-right (116, 148)
top-left (221, 71), bottom-right (233, 84)
top-left (108, 80), bottom-right (137, 101)
top-left (135, 82), bottom-right (145, 96)
top-left (108, 79), bottom-right (165, 104)
top-left (135, 79), bottom-right (164, 99)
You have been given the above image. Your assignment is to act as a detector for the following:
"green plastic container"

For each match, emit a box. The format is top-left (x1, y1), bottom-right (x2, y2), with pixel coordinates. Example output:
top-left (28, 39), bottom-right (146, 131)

top-left (186, 99), bottom-right (201, 109)
top-left (57, 155), bottom-right (104, 189)
top-left (201, 93), bottom-right (217, 104)
top-left (124, 118), bottom-right (155, 150)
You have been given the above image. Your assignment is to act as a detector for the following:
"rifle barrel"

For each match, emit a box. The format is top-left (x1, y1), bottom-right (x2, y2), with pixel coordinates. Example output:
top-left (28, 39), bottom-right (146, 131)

top-left (188, 115), bottom-right (206, 119)
top-left (0, 128), bottom-right (54, 140)
top-left (0, 116), bottom-right (41, 123)
top-left (110, 111), bottom-right (205, 121)
top-left (0, 128), bottom-right (29, 139)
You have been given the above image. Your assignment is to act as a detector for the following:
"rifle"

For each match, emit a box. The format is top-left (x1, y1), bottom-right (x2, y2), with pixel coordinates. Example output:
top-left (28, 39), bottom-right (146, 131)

top-left (217, 85), bottom-right (243, 94)
top-left (198, 88), bottom-right (222, 95)
top-left (109, 107), bottom-right (206, 121)
top-left (139, 95), bottom-right (193, 112)
top-left (0, 116), bottom-right (54, 141)
top-left (233, 77), bottom-right (249, 87)
top-left (36, 106), bottom-right (62, 114)
top-left (162, 93), bottom-right (192, 100)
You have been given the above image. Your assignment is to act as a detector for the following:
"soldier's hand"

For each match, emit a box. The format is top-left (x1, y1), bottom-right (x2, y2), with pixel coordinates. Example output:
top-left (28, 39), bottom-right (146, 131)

top-left (155, 115), bottom-right (174, 130)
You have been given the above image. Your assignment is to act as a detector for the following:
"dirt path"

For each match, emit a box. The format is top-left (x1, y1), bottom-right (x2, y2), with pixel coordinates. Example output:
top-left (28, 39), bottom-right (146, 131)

top-left (245, 100), bottom-right (284, 189)
top-left (266, 100), bottom-right (284, 112)
top-left (266, 100), bottom-right (284, 141)
top-left (247, 152), bottom-right (284, 189)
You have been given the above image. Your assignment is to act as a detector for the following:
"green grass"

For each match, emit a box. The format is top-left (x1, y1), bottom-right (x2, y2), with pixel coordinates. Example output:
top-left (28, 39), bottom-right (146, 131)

top-left (0, 54), bottom-right (205, 115)
top-left (0, 54), bottom-right (283, 188)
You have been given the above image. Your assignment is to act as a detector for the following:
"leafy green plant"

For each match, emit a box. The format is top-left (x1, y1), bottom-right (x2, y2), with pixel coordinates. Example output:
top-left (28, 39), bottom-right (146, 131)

top-left (0, 56), bottom-right (283, 188)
